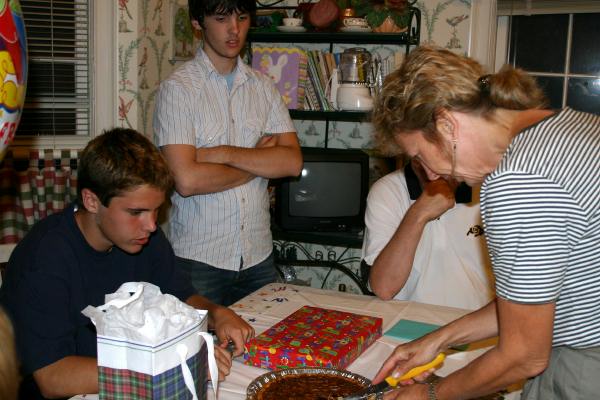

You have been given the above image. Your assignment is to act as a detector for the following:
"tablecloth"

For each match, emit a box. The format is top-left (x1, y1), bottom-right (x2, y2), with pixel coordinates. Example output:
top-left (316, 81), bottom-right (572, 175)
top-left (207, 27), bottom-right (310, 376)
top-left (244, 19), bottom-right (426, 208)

top-left (72, 283), bottom-right (521, 399)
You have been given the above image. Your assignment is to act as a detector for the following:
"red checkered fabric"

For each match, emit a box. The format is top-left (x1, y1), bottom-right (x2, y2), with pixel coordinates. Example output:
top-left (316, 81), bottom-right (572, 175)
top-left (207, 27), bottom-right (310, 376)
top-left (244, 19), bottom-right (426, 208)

top-left (0, 149), bottom-right (78, 243)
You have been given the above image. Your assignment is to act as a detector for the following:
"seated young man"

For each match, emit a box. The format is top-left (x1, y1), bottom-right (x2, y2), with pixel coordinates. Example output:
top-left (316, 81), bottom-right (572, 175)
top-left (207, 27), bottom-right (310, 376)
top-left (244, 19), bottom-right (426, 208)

top-left (362, 159), bottom-right (494, 309)
top-left (0, 128), bottom-right (254, 400)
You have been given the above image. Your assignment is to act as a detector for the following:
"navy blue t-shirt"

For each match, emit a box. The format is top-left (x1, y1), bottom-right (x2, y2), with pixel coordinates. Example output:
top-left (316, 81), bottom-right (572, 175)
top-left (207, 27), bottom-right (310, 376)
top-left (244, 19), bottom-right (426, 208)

top-left (0, 204), bottom-right (196, 383)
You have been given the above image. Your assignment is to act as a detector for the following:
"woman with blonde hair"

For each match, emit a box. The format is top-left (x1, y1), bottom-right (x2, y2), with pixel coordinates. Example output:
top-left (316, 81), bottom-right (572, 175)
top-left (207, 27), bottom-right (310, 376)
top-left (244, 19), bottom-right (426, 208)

top-left (371, 45), bottom-right (600, 400)
top-left (0, 307), bottom-right (19, 400)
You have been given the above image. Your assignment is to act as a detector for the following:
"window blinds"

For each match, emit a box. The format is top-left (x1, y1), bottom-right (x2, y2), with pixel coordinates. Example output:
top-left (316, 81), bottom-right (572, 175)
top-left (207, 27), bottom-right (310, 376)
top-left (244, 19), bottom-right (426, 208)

top-left (17, 0), bottom-right (90, 136)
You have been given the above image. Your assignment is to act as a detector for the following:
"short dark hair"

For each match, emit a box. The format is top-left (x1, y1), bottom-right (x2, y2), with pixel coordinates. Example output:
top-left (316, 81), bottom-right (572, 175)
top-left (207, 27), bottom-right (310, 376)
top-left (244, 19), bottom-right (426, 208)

top-left (188, 0), bottom-right (256, 26)
top-left (77, 128), bottom-right (173, 207)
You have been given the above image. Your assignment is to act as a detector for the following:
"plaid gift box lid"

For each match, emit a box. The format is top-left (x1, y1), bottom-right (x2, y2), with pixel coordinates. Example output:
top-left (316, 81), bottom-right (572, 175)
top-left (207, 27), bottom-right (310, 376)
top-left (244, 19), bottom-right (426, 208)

top-left (243, 305), bottom-right (382, 370)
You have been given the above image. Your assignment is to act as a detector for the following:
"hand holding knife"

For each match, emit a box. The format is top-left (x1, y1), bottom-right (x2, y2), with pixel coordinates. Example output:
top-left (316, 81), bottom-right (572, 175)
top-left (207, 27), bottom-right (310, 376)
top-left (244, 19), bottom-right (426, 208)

top-left (340, 353), bottom-right (446, 400)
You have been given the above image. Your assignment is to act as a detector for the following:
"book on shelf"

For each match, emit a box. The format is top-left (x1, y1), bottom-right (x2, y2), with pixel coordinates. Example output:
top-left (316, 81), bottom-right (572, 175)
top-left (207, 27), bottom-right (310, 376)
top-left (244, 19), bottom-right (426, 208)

top-left (303, 73), bottom-right (320, 111)
top-left (315, 50), bottom-right (331, 91)
top-left (251, 47), bottom-right (308, 110)
top-left (309, 50), bottom-right (330, 102)
top-left (306, 55), bottom-right (323, 110)
top-left (325, 52), bottom-right (337, 81)
top-left (306, 52), bottom-right (331, 111)
top-left (297, 53), bottom-right (308, 110)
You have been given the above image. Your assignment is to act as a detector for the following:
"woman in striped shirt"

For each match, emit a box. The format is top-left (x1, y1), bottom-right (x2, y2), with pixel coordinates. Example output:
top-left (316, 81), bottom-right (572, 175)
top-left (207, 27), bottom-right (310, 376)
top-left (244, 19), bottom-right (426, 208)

top-left (370, 45), bottom-right (600, 400)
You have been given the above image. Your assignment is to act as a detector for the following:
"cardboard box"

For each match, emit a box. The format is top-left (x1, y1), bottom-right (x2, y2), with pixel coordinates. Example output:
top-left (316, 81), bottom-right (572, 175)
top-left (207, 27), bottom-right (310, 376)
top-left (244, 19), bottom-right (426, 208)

top-left (243, 305), bottom-right (382, 370)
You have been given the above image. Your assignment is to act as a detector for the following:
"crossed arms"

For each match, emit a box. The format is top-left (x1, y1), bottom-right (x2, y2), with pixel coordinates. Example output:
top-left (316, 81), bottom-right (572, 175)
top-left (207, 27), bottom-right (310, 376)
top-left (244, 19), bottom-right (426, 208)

top-left (161, 133), bottom-right (302, 197)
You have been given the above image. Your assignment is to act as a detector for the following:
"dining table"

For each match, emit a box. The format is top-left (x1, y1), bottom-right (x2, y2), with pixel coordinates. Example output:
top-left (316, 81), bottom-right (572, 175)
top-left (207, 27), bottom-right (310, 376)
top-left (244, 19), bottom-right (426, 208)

top-left (215, 283), bottom-right (521, 400)
top-left (72, 282), bottom-right (522, 399)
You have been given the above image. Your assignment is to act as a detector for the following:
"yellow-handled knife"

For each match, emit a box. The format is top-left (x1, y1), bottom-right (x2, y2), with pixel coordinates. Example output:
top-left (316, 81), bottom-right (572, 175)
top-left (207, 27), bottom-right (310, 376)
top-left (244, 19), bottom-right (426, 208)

top-left (387, 352), bottom-right (446, 384)
top-left (340, 353), bottom-right (446, 400)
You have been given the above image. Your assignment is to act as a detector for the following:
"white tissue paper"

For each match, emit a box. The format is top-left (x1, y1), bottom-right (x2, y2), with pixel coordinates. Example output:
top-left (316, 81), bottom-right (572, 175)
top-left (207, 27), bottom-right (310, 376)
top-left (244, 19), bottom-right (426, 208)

top-left (82, 281), bottom-right (201, 345)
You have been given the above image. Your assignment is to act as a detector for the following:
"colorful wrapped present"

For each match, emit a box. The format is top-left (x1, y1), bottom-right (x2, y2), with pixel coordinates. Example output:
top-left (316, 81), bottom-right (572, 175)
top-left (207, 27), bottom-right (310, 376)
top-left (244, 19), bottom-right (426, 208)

top-left (243, 305), bottom-right (382, 370)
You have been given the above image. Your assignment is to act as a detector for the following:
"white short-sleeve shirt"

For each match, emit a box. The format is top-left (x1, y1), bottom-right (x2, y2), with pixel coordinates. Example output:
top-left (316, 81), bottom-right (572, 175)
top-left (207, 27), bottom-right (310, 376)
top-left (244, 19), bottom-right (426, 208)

top-left (362, 170), bottom-right (494, 309)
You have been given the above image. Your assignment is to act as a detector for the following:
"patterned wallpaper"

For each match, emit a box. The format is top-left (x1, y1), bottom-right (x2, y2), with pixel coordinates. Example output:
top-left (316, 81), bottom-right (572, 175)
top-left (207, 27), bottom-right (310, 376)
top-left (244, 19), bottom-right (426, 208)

top-left (117, 0), bottom-right (473, 294)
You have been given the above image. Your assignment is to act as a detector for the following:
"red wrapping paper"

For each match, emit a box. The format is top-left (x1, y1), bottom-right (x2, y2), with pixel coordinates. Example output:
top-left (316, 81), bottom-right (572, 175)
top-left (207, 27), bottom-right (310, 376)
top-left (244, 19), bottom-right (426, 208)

top-left (243, 305), bottom-right (382, 370)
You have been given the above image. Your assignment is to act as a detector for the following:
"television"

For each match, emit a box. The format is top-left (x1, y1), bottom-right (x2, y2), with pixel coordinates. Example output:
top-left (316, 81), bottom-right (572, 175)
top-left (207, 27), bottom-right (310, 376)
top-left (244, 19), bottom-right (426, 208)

top-left (275, 147), bottom-right (369, 232)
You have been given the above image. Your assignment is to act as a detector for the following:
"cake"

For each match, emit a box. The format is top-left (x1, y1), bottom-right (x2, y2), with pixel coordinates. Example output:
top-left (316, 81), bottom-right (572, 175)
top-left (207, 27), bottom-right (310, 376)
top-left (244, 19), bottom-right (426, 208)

top-left (256, 373), bottom-right (366, 400)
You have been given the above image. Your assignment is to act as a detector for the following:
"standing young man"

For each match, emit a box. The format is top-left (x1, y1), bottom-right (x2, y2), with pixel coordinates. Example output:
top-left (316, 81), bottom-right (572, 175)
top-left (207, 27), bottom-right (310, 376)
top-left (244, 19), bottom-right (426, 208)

top-left (154, 0), bottom-right (302, 306)
top-left (0, 129), bottom-right (253, 399)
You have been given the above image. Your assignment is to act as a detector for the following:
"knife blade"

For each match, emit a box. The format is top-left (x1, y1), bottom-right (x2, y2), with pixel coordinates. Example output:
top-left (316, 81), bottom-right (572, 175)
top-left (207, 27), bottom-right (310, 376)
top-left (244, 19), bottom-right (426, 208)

top-left (340, 353), bottom-right (446, 400)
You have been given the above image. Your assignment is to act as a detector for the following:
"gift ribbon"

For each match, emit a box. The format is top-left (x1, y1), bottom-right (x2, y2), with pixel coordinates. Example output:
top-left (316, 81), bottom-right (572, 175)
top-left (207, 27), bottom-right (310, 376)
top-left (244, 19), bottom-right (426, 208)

top-left (200, 332), bottom-right (219, 397)
top-left (176, 333), bottom-right (218, 399)
top-left (176, 344), bottom-right (199, 400)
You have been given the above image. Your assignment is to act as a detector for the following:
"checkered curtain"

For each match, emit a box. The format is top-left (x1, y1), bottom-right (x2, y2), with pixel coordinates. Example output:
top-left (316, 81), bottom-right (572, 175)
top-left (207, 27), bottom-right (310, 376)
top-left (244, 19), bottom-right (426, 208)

top-left (0, 150), bottom-right (79, 244)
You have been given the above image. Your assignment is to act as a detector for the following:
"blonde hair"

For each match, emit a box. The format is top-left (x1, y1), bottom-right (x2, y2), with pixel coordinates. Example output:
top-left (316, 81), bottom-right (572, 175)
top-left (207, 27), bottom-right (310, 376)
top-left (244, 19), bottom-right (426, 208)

top-left (372, 45), bottom-right (547, 155)
top-left (0, 307), bottom-right (19, 400)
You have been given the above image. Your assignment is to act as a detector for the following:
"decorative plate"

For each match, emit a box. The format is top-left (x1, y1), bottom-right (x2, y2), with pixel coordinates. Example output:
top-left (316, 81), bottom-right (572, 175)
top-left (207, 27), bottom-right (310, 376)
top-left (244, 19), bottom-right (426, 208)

top-left (340, 26), bottom-right (372, 33)
top-left (277, 26), bottom-right (307, 33)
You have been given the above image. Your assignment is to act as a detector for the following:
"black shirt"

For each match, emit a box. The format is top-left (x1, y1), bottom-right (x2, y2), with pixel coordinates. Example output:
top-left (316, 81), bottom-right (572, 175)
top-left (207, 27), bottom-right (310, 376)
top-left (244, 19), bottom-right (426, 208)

top-left (0, 204), bottom-right (196, 399)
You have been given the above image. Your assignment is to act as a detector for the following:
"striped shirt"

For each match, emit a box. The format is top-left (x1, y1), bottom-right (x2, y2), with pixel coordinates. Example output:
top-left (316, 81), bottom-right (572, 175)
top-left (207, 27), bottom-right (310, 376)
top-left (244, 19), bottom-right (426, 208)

top-left (481, 108), bottom-right (600, 348)
top-left (153, 48), bottom-right (295, 271)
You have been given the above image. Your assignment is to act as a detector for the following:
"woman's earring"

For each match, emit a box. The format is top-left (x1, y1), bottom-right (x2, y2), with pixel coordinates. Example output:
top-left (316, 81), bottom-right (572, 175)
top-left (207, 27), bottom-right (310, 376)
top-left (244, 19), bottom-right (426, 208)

top-left (450, 138), bottom-right (457, 178)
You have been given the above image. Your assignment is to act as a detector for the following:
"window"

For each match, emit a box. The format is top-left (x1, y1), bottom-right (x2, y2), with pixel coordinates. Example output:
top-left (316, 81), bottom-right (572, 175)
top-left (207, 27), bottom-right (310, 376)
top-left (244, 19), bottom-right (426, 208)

top-left (17, 0), bottom-right (90, 137)
top-left (496, 2), bottom-right (600, 115)
top-left (13, 1), bottom-right (117, 149)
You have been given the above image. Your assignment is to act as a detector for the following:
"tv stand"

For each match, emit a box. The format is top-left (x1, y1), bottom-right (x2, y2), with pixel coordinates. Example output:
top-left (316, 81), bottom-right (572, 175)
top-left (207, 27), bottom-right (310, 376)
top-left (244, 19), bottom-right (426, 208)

top-left (271, 223), bottom-right (372, 295)
top-left (271, 224), bottom-right (363, 249)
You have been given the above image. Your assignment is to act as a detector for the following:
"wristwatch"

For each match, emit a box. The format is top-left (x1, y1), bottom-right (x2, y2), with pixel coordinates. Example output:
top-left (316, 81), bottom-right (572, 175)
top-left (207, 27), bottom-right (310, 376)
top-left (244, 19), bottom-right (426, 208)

top-left (426, 381), bottom-right (438, 400)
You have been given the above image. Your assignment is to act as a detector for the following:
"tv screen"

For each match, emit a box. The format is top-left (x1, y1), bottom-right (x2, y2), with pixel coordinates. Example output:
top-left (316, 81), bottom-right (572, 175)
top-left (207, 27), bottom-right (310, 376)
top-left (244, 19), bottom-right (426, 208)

top-left (289, 162), bottom-right (362, 217)
top-left (275, 147), bottom-right (369, 232)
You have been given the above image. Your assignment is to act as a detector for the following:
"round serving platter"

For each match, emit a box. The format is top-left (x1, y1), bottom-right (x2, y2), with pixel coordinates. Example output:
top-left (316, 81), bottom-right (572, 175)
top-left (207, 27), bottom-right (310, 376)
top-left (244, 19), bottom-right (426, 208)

top-left (246, 367), bottom-right (371, 400)
top-left (246, 369), bottom-right (509, 400)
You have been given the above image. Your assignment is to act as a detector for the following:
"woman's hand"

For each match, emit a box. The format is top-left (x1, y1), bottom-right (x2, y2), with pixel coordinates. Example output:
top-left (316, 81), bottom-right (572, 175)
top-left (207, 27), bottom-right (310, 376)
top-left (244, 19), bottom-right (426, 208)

top-left (373, 337), bottom-right (443, 386)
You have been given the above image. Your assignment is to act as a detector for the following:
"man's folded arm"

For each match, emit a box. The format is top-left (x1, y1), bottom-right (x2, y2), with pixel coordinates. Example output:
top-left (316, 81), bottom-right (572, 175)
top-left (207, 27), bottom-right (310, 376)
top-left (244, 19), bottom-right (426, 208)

top-left (161, 144), bottom-right (255, 196)
top-left (211, 132), bottom-right (302, 179)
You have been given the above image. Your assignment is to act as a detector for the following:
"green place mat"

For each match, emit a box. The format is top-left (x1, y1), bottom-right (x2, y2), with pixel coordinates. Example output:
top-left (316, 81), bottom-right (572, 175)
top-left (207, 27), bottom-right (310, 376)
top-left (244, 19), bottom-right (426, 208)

top-left (385, 319), bottom-right (468, 351)
top-left (385, 319), bottom-right (440, 341)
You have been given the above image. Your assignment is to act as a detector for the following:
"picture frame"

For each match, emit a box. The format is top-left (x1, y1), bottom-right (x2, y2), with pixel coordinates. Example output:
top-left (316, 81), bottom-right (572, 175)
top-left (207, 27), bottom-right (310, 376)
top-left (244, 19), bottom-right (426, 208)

top-left (169, 0), bottom-right (202, 62)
